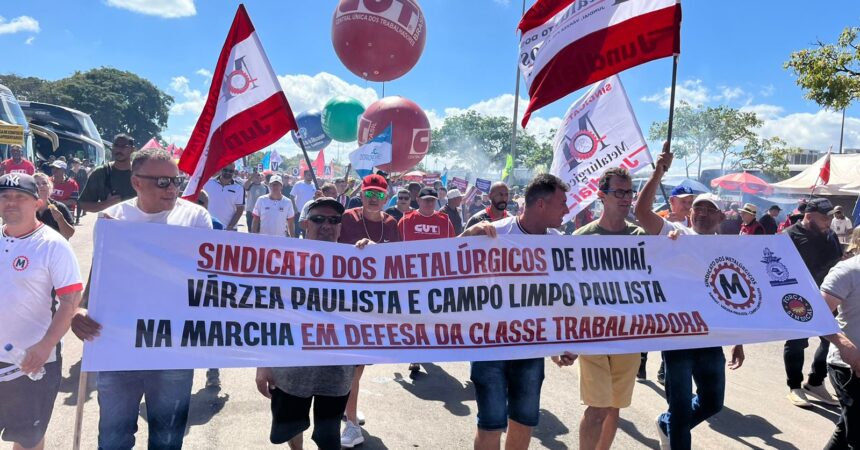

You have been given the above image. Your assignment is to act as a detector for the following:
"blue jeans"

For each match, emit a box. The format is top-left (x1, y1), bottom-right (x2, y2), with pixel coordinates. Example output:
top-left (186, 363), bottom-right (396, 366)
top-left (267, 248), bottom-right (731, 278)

top-left (97, 369), bottom-right (194, 450)
top-left (658, 347), bottom-right (725, 450)
top-left (470, 358), bottom-right (545, 430)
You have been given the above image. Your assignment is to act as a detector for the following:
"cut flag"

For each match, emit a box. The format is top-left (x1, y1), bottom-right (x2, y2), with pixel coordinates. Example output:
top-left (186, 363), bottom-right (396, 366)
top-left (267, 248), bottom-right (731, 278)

top-left (518, 0), bottom-right (681, 127)
top-left (349, 124), bottom-right (392, 179)
top-left (179, 4), bottom-right (297, 199)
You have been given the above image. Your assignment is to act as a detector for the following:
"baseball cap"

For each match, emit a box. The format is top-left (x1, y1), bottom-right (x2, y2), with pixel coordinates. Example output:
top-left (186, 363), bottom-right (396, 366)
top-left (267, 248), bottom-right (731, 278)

top-left (361, 174), bottom-right (388, 192)
top-left (305, 196), bottom-right (345, 215)
top-left (50, 160), bottom-right (68, 170)
top-left (834, 205), bottom-right (844, 213)
top-left (692, 193), bottom-right (723, 210)
top-left (71, 157), bottom-right (82, 164)
top-left (768, 205), bottom-right (782, 211)
top-left (670, 185), bottom-right (695, 198)
top-left (806, 198), bottom-right (834, 215)
top-left (0, 173), bottom-right (39, 198)
top-left (269, 175), bottom-right (284, 185)
top-left (419, 187), bottom-right (438, 199)
top-left (447, 188), bottom-right (463, 200)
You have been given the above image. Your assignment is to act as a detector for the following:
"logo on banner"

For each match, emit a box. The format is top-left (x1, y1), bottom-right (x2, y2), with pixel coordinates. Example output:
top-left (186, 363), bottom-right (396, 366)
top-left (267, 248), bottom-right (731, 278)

top-left (704, 256), bottom-right (762, 315)
top-left (12, 255), bottom-right (29, 271)
top-left (782, 294), bottom-right (813, 322)
top-left (222, 56), bottom-right (259, 100)
top-left (560, 113), bottom-right (609, 170)
top-left (760, 248), bottom-right (798, 287)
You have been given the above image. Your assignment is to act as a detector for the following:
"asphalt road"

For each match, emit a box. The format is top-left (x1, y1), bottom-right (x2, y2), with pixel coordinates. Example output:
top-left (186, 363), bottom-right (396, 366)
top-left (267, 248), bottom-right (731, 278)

top-left (33, 213), bottom-right (841, 449)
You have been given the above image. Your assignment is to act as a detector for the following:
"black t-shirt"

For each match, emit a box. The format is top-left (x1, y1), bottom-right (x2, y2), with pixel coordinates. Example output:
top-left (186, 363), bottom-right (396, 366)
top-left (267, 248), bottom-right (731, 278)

top-left (785, 222), bottom-right (844, 286)
top-left (36, 199), bottom-right (73, 234)
top-left (384, 206), bottom-right (405, 222)
top-left (79, 163), bottom-right (136, 203)
top-left (441, 204), bottom-right (463, 235)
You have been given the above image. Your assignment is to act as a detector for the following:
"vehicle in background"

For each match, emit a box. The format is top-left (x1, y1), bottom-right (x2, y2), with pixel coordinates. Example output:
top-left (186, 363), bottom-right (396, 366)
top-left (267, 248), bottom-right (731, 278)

top-left (0, 84), bottom-right (40, 161)
top-left (19, 100), bottom-right (106, 165)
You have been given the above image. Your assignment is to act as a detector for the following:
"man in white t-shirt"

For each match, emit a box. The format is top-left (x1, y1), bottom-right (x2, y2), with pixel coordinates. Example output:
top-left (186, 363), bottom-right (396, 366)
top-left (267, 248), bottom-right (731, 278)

top-left (831, 206), bottom-right (854, 245)
top-left (252, 175), bottom-right (295, 237)
top-left (460, 174), bottom-right (569, 450)
top-left (204, 162), bottom-right (244, 230)
top-left (635, 146), bottom-right (745, 450)
top-left (0, 173), bottom-right (83, 450)
top-left (291, 169), bottom-right (318, 237)
top-left (71, 148), bottom-right (212, 449)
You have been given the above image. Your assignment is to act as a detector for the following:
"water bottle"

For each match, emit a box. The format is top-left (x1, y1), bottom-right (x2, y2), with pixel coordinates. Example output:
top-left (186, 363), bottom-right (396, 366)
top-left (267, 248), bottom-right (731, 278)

top-left (4, 343), bottom-right (45, 381)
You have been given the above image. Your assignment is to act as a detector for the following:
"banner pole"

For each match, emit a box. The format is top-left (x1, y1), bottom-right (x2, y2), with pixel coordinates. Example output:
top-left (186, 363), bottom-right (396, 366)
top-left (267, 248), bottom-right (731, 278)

top-left (507, 0), bottom-right (527, 185)
top-left (72, 370), bottom-right (89, 450)
top-left (297, 137), bottom-right (321, 190)
top-left (655, 54), bottom-right (680, 213)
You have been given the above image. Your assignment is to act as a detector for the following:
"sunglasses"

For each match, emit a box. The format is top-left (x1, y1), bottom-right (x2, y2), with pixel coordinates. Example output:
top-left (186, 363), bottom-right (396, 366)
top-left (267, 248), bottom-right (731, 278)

top-left (397, 196), bottom-right (410, 201)
top-left (307, 215), bottom-right (342, 225)
top-left (221, 169), bottom-right (235, 174)
top-left (135, 175), bottom-right (185, 188)
top-left (364, 191), bottom-right (386, 200)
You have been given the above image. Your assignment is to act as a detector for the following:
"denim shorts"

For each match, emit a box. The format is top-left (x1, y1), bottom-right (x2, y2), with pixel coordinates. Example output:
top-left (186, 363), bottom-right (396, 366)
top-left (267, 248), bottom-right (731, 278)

top-left (470, 358), bottom-right (545, 430)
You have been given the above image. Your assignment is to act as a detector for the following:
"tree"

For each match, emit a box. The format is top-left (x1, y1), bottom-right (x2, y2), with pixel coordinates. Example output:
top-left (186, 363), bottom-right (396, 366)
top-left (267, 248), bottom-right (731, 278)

top-left (731, 136), bottom-right (798, 179)
top-left (785, 26), bottom-right (860, 110)
top-left (649, 102), bottom-right (761, 179)
top-left (0, 68), bottom-right (173, 145)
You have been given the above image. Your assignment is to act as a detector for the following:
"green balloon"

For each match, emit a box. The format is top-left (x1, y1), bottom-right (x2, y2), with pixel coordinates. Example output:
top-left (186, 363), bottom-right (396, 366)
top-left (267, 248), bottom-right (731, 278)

top-left (321, 96), bottom-right (365, 142)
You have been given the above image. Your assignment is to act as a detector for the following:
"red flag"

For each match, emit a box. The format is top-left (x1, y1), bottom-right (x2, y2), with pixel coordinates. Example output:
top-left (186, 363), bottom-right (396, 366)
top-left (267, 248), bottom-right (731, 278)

top-left (299, 149), bottom-right (326, 177)
top-left (518, 0), bottom-right (681, 127)
top-left (819, 151), bottom-right (831, 185)
top-left (179, 4), bottom-right (297, 199)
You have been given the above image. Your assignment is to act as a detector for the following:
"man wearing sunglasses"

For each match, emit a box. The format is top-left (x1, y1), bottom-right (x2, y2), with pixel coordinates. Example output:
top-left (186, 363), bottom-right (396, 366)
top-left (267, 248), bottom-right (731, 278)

top-left (635, 146), bottom-right (745, 450)
top-left (79, 134), bottom-right (138, 213)
top-left (71, 148), bottom-right (212, 449)
top-left (204, 162), bottom-right (245, 231)
top-left (384, 188), bottom-right (412, 222)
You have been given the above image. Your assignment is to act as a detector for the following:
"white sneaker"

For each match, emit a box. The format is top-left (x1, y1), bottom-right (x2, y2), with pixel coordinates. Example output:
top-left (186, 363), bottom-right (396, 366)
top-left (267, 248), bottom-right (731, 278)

top-left (341, 421), bottom-right (364, 448)
top-left (803, 383), bottom-right (839, 406)
top-left (655, 415), bottom-right (669, 450)
top-left (787, 388), bottom-right (813, 408)
top-left (341, 411), bottom-right (366, 426)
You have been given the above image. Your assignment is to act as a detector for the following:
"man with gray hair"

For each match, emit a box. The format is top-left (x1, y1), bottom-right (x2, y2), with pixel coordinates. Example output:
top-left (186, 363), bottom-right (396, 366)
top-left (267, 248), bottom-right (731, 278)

top-left (71, 148), bottom-right (212, 449)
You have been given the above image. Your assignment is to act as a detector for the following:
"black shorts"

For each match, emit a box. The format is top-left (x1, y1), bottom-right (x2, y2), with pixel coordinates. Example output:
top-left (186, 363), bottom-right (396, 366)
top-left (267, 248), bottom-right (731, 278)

top-left (0, 359), bottom-right (62, 448)
top-left (270, 387), bottom-right (349, 450)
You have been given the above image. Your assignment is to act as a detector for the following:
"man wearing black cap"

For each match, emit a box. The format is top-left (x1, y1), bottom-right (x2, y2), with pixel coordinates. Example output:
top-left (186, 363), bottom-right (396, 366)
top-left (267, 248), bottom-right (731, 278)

top-left (256, 197), bottom-right (357, 450)
top-left (398, 187), bottom-right (455, 241)
top-left (760, 205), bottom-right (781, 235)
top-left (79, 133), bottom-right (138, 213)
top-left (783, 197), bottom-right (843, 407)
top-left (0, 173), bottom-right (84, 450)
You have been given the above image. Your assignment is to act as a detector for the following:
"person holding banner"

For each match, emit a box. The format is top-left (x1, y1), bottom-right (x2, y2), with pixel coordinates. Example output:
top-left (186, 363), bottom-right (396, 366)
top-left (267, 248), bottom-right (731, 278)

top-left (635, 148), bottom-right (745, 450)
top-left (465, 182), bottom-right (510, 229)
top-left (255, 196), bottom-right (358, 450)
top-left (461, 173), bottom-right (570, 450)
top-left (71, 148), bottom-right (212, 450)
top-left (0, 173), bottom-right (83, 450)
top-left (571, 167), bottom-right (645, 450)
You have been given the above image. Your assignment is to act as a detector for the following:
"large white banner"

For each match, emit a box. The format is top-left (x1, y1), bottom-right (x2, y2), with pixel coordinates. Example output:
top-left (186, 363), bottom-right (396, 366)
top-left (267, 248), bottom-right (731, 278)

top-left (550, 75), bottom-right (652, 223)
top-left (83, 220), bottom-right (837, 371)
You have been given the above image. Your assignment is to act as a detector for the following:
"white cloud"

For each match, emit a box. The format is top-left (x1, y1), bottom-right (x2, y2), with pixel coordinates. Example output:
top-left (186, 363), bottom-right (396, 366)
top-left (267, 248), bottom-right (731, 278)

top-left (759, 84), bottom-right (775, 98)
top-left (740, 103), bottom-right (784, 121)
top-left (440, 93), bottom-right (562, 141)
top-left (105, 0), bottom-right (196, 18)
top-left (493, 0), bottom-right (511, 6)
top-left (169, 76), bottom-right (206, 116)
top-left (195, 69), bottom-right (211, 77)
top-left (756, 108), bottom-right (860, 150)
top-left (0, 15), bottom-right (40, 35)
top-left (277, 72), bottom-right (379, 114)
top-left (24, 36), bottom-right (34, 45)
top-left (717, 86), bottom-right (745, 102)
top-left (641, 79), bottom-right (712, 108)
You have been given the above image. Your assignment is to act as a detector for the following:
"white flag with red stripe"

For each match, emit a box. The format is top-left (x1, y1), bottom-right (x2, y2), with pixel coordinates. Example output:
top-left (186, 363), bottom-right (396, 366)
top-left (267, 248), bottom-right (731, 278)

top-left (180, 4), bottom-right (297, 199)
top-left (518, 0), bottom-right (681, 127)
top-left (549, 75), bottom-right (652, 223)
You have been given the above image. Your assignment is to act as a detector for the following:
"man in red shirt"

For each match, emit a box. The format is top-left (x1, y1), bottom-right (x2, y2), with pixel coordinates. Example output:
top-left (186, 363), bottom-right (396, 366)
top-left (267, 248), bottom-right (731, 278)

top-left (398, 187), bottom-right (456, 241)
top-left (49, 160), bottom-right (79, 212)
top-left (1, 144), bottom-right (35, 175)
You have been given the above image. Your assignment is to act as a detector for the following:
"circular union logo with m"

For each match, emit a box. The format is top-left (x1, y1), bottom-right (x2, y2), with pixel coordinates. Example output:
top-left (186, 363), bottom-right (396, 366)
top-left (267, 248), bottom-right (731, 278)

top-left (12, 255), bottom-right (29, 271)
top-left (704, 256), bottom-right (761, 315)
top-left (782, 294), bottom-right (813, 322)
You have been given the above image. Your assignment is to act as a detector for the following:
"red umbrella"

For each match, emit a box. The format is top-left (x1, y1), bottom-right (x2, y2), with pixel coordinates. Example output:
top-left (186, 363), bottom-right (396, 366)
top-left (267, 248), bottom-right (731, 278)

top-left (710, 172), bottom-right (772, 195)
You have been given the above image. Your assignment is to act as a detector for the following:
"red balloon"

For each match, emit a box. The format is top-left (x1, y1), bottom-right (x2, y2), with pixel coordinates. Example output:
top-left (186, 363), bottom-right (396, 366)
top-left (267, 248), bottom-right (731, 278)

top-left (358, 96), bottom-right (430, 173)
top-left (331, 0), bottom-right (427, 82)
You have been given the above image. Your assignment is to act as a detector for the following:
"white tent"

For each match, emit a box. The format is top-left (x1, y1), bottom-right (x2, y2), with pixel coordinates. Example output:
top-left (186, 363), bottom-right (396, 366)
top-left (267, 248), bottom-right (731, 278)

top-left (772, 153), bottom-right (860, 196)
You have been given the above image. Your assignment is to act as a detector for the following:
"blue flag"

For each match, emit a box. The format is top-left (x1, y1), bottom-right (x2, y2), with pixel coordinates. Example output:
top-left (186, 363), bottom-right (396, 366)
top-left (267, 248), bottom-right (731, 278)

top-left (349, 124), bottom-right (392, 179)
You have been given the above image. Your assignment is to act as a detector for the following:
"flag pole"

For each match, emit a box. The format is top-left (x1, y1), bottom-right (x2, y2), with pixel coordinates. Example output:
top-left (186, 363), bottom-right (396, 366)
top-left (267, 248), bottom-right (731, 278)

top-left (72, 370), bottom-right (89, 450)
top-left (839, 107), bottom-right (846, 154)
top-left (297, 137), bottom-right (321, 190)
top-left (652, 54), bottom-right (679, 213)
top-left (508, 0), bottom-right (527, 184)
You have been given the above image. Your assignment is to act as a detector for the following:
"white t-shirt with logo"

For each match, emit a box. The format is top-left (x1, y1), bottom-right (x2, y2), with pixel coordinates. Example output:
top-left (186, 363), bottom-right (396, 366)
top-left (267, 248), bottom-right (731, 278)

top-left (253, 194), bottom-right (295, 237)
top-left (0, 224), bottom-right (83, 376)
top-left (204, 179), bottom-right (245, 225)
top-left (105, 198), bottom-right (213, 229)
top-left (290, 181), bottom-right (317, 213)
top-left (491, 215), bottom-right (562, 235)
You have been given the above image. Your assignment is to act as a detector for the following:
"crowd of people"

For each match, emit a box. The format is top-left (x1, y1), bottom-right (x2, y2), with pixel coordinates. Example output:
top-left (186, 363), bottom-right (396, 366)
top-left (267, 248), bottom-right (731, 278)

top-left (3, 137), bottom-right (860, 450)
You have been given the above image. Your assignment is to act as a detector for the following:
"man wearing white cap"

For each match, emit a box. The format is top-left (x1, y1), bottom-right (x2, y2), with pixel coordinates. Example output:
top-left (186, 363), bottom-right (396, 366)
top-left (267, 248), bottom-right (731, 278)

top-left (636, 147), bottom-right (745, 450)
top-left (441, 188), bottom-right (464, 235)
top-left (252, 175), bottom-right (295, 237)
top-left (49, 160), bottom-right (80, 212)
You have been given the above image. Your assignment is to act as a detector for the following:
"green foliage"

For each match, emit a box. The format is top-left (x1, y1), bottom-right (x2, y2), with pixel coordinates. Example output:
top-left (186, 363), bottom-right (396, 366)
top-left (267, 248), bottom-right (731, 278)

top-left (731, 136), bottom-right (797, 179)
top-left (0, 68), bottom-right (173, 145)
top-left (785, 26), bottom-right (860, 110)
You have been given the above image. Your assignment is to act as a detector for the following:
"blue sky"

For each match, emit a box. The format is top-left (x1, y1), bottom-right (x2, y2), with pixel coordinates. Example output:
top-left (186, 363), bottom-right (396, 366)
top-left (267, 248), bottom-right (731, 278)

top-left (3, 0), bottom-right (860, 172)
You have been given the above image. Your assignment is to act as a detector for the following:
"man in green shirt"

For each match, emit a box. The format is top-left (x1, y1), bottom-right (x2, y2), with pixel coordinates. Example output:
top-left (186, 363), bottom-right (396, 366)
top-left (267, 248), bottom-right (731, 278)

top-left (78, 134), bottom-right (137, 212)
